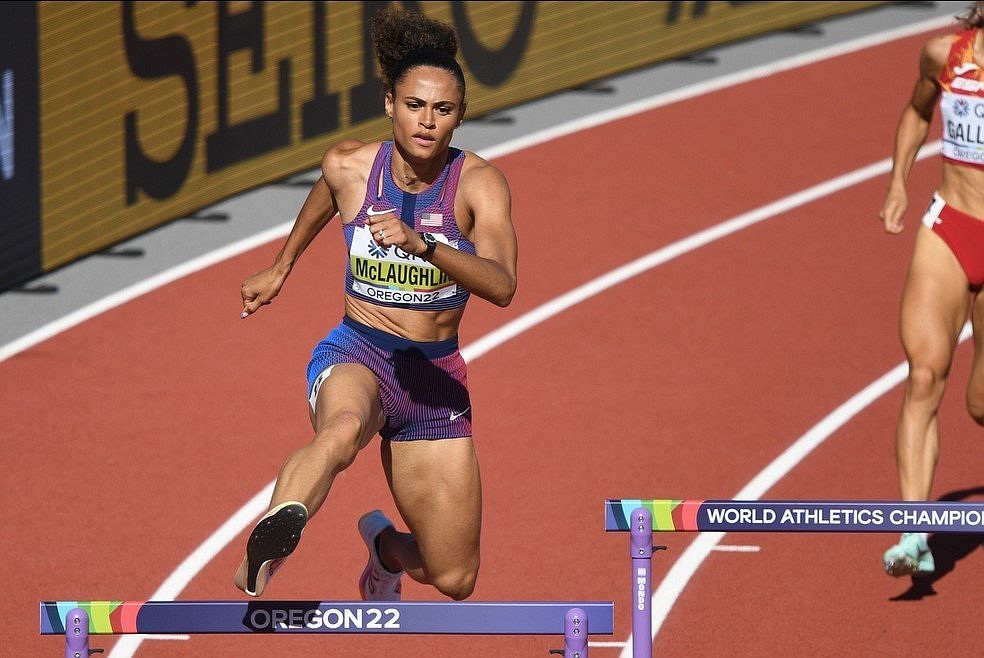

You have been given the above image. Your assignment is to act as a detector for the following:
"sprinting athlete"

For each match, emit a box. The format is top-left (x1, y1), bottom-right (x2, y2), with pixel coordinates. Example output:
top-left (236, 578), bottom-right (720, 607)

top-left (233, 5), bottom-right (517, 601)
top-left (878, 1), bottom-right (984, 578)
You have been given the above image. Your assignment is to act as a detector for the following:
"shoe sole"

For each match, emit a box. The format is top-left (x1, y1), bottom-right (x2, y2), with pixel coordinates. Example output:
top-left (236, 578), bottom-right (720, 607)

top-left (884, 554), bottom-right (935, 578)
top-left (243, 502), bottom-right (308, 596)
top-left (884, 557), bottom-right (918, 578)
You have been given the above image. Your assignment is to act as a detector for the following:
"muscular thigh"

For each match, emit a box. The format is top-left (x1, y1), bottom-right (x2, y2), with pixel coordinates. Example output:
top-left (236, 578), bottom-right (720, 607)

top-left (382, 438), bottom-right (482, 570)
top-left (899, 226), bottom-right (972, 366)
top-left (311, 363), bottom-right (385, 448)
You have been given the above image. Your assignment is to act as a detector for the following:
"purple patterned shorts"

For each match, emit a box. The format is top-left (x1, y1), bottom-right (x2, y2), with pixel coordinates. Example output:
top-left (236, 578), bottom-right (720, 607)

top-left (306, 317), bottom-right (472, 441)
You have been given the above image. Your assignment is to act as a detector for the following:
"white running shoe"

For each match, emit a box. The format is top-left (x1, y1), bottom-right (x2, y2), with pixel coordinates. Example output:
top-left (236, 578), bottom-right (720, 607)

top-left (358, 510), bottom-right (403, 601)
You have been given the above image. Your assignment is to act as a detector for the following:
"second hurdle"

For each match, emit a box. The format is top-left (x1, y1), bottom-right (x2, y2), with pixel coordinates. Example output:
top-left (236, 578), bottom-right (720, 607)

top-left (607, 498), bottom-right (984, 658)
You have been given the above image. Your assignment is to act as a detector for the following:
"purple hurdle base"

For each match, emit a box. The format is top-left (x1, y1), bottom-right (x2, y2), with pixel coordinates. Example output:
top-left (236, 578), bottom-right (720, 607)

top-left (63, 608), bottom-right (88, 658)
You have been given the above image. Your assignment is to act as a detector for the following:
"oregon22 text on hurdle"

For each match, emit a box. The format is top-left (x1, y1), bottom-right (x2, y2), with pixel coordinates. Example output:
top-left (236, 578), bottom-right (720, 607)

top-left (246, 606), bottom-right (401, 631)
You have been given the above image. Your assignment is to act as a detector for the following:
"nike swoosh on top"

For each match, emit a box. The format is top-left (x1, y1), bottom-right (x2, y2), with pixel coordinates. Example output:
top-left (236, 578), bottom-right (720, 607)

top-left (954, 62), bottom-right (979, 75)
top-left (449, 407), bottom-right (470, 421)
top-left (367, 205), bottom-right (396, 216)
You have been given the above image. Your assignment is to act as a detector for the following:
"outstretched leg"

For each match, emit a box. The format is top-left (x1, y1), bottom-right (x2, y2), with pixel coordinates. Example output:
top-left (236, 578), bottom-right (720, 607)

top-left (235, 363), bottom-right (385, 596)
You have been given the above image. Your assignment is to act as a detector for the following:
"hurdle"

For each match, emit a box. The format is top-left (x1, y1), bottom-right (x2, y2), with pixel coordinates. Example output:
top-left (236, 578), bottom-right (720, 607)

top-left (41, 600), bottom-right (614, 657)
top-left (606, 498), bottom-right (984, 658)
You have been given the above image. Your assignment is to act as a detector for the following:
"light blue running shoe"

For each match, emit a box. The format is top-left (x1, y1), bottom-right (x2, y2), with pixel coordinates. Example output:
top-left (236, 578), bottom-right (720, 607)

top-left (883, 532), bottom-right (935, 577)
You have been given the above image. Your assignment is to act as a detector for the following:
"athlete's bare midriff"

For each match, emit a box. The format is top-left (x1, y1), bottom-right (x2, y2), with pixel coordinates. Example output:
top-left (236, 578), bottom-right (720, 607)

top-left (345, 295), bottom-right (465, 342)
top-left (939, 163), bottom-right (984, 219)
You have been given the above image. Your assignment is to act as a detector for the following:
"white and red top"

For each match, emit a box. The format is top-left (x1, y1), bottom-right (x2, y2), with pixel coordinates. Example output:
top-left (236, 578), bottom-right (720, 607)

top-left (939, 28), bottom-right (984, 169)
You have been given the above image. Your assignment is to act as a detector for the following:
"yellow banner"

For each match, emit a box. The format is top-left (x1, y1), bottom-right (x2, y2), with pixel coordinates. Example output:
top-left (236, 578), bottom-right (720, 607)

top-left (37, 1), bottom-right (883, 270)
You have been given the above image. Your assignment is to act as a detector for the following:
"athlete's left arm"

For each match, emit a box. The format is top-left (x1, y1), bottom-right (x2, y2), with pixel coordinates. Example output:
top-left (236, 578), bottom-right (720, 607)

top-left (425, 161), bottom-right (518, 307)
top-left (879, 34), bottom-right (947, 234)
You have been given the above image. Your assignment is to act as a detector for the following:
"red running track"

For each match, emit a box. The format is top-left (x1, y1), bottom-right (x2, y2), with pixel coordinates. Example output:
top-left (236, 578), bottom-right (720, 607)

top-left (5, 21), bottom-right (982, 658)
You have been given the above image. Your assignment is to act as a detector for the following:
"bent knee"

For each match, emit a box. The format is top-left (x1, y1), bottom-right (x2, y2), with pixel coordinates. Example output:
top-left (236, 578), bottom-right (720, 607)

top-left (313, 411), bottom-right (370, 465)
top-left (431, 566), bottom-right (479, 601)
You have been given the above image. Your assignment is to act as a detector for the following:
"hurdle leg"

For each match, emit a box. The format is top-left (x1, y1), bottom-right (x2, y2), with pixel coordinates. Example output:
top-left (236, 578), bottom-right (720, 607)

top-left (631, 507), bottom-right (653, 658)
top-left (564, 607), bottom-right (588, 657)
top-left (64, 607), bottom-right (90, 658)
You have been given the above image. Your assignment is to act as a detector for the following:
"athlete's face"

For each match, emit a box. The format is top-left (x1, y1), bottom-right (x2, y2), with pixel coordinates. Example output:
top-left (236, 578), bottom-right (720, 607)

top-left (385, 66), bottom-right (465, 162)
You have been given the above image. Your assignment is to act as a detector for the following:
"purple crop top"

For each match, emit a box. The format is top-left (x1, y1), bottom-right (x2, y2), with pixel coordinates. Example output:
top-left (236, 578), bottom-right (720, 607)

top-left (342, 142), bottom-right (474, 311)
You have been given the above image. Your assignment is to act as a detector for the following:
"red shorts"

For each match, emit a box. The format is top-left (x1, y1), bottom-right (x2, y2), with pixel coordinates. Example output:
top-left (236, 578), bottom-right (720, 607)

top-left (921, 193), bottom-right (984, 288)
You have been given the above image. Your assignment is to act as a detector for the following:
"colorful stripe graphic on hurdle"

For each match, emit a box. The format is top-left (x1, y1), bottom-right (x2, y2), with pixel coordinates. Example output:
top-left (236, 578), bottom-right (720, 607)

top-left (605, 498), bottom-right (984, 533)
top-left (42, 600), bottom-right (614, 657)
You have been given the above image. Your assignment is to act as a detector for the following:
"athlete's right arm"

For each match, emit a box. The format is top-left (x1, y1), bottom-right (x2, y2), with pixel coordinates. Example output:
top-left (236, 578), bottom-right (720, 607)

top-left (240, 141), bottom-right (361, 317)
top-left (879, 35), bottom-right (948, 235)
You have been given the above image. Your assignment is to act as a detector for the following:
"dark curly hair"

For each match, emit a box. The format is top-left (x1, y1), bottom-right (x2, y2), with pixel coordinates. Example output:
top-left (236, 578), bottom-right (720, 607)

top-left (957, 1), bottom-right (984, 28)
top-left (370, 6), bottom-right (465, 97)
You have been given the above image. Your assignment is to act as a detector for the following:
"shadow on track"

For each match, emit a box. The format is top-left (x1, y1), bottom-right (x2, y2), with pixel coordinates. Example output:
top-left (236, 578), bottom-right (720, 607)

top-left (889, 486), bottom-right (984, 601)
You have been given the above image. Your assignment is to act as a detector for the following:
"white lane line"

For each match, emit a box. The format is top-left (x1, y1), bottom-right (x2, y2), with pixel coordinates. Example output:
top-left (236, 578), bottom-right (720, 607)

top-left (108, 484), bottom-right (274, 655)
top-left (131, 635), bottom-right (190, 641)
top-left (463, 140), bottom-right (939, 361)
top-left (712, 545), bottom-right (761, 553)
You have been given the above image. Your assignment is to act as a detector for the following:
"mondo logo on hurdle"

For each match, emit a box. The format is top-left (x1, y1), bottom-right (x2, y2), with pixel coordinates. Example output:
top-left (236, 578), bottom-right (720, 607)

top-left (41, 600), bottom-right (614, 657)
top-left (605, 498), bottom-right (984, 658)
